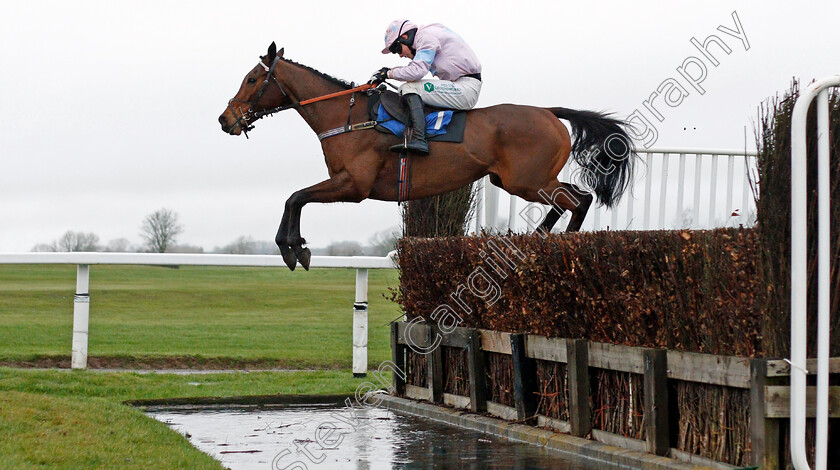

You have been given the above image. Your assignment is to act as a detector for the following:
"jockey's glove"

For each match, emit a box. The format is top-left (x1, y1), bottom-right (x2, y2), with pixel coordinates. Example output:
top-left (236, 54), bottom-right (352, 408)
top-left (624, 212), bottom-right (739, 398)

top-left (368, 67), bottom-right (390, 85)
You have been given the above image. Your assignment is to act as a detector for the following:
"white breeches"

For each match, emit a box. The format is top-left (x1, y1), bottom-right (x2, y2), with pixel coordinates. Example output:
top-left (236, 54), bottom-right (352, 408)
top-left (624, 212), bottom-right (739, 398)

top-left (398, 76), bottom-right (482, 110)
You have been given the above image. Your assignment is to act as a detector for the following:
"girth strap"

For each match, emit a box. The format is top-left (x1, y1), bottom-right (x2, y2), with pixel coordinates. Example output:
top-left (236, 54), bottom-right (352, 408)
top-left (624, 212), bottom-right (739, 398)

top-left (317, 120), bottom-right (379, 141)
top-left (398, 151), bottom-right (412, 203)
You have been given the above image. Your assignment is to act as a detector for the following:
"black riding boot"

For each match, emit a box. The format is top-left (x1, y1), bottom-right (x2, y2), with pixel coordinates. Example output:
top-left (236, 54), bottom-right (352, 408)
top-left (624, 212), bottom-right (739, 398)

top-left (390, 93), bottom-right (429, 155)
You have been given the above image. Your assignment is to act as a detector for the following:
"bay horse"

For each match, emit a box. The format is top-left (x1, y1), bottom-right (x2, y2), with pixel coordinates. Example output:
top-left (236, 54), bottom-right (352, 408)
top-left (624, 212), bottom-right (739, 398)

top-left (219, 43), bottom-right (638, 271)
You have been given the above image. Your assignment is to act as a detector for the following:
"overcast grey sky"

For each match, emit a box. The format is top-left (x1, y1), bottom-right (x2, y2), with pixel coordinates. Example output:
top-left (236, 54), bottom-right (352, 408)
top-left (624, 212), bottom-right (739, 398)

top-left (1, 1), bottom-right (837, 252)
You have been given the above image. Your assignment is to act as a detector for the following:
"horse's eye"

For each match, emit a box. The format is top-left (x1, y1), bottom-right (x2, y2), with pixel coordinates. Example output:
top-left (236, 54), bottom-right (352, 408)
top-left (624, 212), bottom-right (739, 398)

top-left (247, 78), bottom-right (257, 84)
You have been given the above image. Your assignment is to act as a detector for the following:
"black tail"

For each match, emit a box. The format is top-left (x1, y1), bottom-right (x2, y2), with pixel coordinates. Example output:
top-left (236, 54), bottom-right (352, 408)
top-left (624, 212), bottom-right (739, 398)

top-left (550, 107), bottom-right (638, 208)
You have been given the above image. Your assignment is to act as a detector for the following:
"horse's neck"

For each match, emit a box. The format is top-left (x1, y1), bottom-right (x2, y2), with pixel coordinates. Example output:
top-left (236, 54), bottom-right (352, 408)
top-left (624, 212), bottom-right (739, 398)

top-left (278, 62), bottom-right (355, 134)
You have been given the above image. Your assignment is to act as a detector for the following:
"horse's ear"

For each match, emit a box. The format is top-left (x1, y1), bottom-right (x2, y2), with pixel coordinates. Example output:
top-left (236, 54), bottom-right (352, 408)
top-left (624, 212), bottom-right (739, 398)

top-left (278, 47), bottom-right (284, 58)
top-left (268, 42), bottom-right (277, 61)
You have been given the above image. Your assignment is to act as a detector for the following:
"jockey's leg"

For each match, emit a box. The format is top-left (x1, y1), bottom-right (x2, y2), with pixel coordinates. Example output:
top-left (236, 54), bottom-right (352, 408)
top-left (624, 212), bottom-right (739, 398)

top-left (390, 93), bottom-right (429, 155)
top-left (400, 77), bottom-right (481, 110)
top-left (391, 77), bottom-right (482, 155)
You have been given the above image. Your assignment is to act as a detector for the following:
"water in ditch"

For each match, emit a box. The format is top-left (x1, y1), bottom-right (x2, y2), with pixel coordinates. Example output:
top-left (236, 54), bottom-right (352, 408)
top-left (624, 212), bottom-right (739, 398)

top-left (148, 403), bottom-right (599, 469)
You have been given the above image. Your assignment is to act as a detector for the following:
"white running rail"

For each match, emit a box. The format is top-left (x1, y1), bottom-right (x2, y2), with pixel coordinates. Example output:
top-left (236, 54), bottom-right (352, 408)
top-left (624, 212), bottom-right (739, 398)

top-left (790, 75), bottom-right (840, 470)
top-left (0, 252), bottom-right (397, 376)
top-left (474, 147), bottom-right (758, 233)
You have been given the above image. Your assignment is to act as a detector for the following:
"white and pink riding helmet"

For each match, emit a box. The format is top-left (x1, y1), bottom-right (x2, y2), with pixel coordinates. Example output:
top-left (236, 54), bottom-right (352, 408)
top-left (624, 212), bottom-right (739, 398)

top-left (381, 19), bottom-right (418, 54)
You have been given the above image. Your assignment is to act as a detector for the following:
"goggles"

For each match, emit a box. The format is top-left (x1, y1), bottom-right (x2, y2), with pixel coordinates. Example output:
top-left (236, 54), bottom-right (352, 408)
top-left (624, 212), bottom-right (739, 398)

top-left (388, 20), bottom-right (410, 54)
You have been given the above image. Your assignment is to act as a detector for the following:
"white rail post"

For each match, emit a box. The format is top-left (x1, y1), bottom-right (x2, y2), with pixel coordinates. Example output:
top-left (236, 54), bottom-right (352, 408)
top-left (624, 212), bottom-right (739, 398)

top-left (658, 153), bottom-right (669, 228)
top-left (643, 152), bottom-right (653, 229)
top-left (725, 154), bottom-right (735, 225)
top-left (740, 156), bottom-right (751, 225)
top-left (693, 154), bottom-right (703, 228)
top-left (708, 154), bottom-right (719, 227)
top-left (676, 153), bottom-right (687, 228)
top-left (814, 89), bottom-right (831, 470)
top-left (485, 179), bottom-right (499, 230)
top-left (353, 268), bottom-right (369, 377)
top-left (508, 195), bottom-right (517, 232)
top-left (474, 176), bottom-right (485, 233)
top-left (790, 75), bottom-right (840, 470)
top-left (71, 264), bottom-right (90, 369)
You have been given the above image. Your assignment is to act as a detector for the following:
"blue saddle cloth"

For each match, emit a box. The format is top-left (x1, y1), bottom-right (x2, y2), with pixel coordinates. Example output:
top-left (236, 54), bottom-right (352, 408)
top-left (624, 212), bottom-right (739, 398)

top-left (376, 104), bottom-right (453, 137)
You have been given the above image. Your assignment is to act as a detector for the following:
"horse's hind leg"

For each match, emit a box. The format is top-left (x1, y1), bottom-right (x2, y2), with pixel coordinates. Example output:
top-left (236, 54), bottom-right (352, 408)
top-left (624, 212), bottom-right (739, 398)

top-left (564, 186), bottom-right (593, 232)
top-left (531, 181), bottom-right (593, 233)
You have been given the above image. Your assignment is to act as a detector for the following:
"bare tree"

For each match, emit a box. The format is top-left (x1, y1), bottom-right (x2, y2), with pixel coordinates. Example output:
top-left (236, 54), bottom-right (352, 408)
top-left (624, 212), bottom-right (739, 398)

top-left (32, 231), bottom-right (100, 252)
top-left (57, 231), bottom-right (100, 251)
top-left (104, 238), bottom-right (134, 252)
top-left (326, 240), bottom-right (364, 256)
top-left (217, 235), bottom-right (256, 254)
top-left (252, 240), bottom-right (280, 255)
top-left (140, 208), bottom-right (183, 253)
top-left (31, 243), bottom-right (57, 252)
top-left (366, 226), bottom-right (400, 256)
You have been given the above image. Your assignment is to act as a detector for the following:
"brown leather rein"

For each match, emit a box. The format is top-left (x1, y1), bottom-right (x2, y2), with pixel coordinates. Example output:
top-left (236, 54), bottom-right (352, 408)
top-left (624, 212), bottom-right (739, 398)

top-left (252, 76), bottom-right (375, 119)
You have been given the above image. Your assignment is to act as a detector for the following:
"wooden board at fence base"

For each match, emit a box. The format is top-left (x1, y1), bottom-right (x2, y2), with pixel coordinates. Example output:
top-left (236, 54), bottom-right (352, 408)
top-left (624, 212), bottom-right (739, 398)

top-left (480, 330), bottom-right (511, 355)
top-left (666, 350), bottom-right (751, 388)
top-left (443, 393), bottom-right (470, 409)
top-left (525, 336), bottom-right (567, 362)
top-left (537, 415), bottom-right (571, 434)
top-left (486, 401), bottom-right (518, 421)
top-left (587, 342), bottom-right (646, 374)
top-left (764, 385), bottom-right (840, 418)
top-left (765, 358), bottom-right (840, 377)
top-left (406, 384), bottom-right (431, 401)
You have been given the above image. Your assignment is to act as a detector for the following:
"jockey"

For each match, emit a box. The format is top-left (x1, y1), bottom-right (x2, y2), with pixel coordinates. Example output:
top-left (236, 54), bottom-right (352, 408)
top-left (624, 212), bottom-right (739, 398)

top-left (369, 19), bottom-right (482, 155)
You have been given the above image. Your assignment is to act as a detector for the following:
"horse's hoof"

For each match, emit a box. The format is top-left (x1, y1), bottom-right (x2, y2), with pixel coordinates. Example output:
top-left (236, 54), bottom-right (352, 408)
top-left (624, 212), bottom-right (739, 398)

top-left (282, 250), bottom-right (297, 271)
top-left (294, 246), bottom-right (311, 271)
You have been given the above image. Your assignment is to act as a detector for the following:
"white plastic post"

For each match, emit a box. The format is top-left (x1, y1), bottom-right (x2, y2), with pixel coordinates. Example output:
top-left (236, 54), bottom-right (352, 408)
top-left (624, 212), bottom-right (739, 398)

top-left (693, 154), bottom-right (703, 228)
top-left (676, 153), bottom-right (686, 228)
top-left (815, 89), bottom-right (830, 470)
top-left (643, 152), bottom-right (653, 229)
top-left (708, 154), bottom-right (719, 227)
top-left (508, 195), bottom-right (517, 232)
top-left (353, 268), bottom-right (369, 377)
top-left (485, 177), bottom-right (498, 230)
top-left (741, 156), bottom-right (753, 226)
top-left (474, 176), bottom-right (485, 233)
top-left (658, 153), bottom-right (669, 228)
top-left (71, 264), bottom-right (90, 369)
top-left (725, 155), bottom-right (735, 225)
top-left (790, 75), bottom-right (840, 470)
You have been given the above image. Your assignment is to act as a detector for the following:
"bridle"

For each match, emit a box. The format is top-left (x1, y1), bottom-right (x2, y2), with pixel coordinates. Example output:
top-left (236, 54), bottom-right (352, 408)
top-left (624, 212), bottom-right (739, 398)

top-left (225, 56), bottom-right (288, 138)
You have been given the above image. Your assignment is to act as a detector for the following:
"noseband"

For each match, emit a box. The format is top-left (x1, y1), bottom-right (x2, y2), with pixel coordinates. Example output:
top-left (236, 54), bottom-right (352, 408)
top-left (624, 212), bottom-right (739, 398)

top-left (225, 56), bottom-right (288, 138)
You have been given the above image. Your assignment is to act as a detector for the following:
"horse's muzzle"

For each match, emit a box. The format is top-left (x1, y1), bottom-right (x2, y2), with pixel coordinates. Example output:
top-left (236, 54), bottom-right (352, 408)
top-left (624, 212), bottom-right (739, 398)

top-left (218, 115), bottom-right (230, 132)
top-left (218, 114), bottom-right (241, 135)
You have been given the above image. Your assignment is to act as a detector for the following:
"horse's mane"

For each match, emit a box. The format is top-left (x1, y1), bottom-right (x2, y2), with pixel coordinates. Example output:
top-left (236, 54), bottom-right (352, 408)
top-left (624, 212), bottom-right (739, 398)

top-left (281, 57), bottom-right (353, 90)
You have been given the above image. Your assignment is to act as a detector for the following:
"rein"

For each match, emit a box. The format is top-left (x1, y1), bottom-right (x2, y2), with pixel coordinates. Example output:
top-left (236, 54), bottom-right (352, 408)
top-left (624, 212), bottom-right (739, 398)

top-left (253, 83), bottom-right (376, 119)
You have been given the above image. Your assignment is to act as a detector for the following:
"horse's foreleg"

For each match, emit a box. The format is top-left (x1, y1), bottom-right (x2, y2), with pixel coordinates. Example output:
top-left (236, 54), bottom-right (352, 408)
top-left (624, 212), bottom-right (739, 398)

top-left (276, 171), bottom-right (366, 271)
top-left (275, 202), bottom-right (299, 270)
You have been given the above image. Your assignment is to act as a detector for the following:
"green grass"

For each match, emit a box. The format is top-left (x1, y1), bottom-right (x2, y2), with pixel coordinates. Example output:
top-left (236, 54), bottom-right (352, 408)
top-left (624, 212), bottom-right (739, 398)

top-left (0, 264), bottom-right (402, 469)
top-left (1, 391), bottom-right (223, 469)
top-left (0, 368), bottom-right (373, 469)
top-left (0, 368), bottom-right (376, 402)
top-left (0, 265), bottom-right (401, 368)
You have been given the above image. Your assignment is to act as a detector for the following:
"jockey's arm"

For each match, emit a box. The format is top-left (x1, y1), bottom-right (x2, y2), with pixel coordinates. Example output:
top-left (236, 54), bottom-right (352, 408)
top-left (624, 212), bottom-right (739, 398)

top-left (389, 48), bottom-right (436, 82)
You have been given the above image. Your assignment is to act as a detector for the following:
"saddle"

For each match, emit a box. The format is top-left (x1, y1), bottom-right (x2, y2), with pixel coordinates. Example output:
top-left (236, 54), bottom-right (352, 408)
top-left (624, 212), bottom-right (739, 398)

top-left (367, 90), bottom-right (468, 143)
